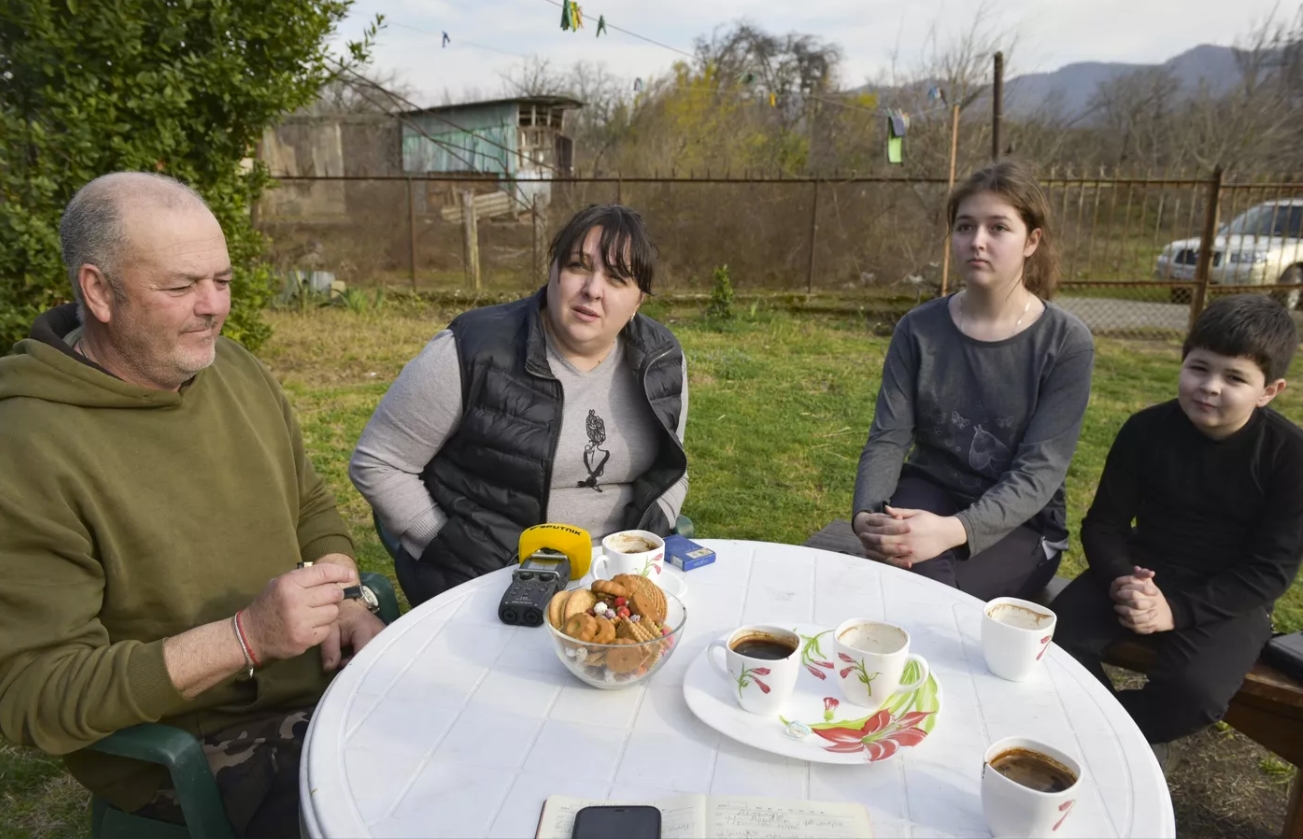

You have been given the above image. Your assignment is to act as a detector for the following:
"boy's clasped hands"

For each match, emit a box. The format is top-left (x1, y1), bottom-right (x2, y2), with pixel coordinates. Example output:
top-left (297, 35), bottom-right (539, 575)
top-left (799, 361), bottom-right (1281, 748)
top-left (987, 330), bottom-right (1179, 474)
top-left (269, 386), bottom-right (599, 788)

top-left (1111, 566), bottom-right (1175, 634)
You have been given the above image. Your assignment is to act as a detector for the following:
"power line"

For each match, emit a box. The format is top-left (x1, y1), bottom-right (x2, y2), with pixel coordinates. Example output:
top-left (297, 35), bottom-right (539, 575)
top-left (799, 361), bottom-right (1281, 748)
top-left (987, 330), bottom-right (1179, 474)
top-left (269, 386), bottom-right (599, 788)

top-left (539, 0), bottom-right (694, 59)
top-left (536, 0), bottom-right (953, 122)
top-left (390, 21), bottom-right (528, 60)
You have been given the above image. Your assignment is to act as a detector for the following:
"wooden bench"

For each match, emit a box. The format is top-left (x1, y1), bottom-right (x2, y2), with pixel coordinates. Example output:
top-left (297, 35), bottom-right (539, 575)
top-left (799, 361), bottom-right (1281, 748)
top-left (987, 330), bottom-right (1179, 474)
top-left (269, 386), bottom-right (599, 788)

top-left (1102, 637), bottom-right (1303, 839)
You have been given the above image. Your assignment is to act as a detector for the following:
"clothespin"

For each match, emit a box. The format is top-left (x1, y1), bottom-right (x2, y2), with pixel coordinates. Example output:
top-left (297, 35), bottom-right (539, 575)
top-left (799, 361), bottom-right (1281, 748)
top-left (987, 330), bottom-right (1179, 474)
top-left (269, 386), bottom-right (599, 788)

top-left (740, 71), bottom-right (755, 85)
top-left (571, 2), bottom-right (584, 29)
top-left (633, 77), bottom-right (643, 92)
top-left (886, 109), bottom-right (908, 165)
top-left (441, 31), bottom-right (450, 48)
top-left (596, 15), bottom-right (607, 36)
top-left (560, 0), bottom-right (572, 30)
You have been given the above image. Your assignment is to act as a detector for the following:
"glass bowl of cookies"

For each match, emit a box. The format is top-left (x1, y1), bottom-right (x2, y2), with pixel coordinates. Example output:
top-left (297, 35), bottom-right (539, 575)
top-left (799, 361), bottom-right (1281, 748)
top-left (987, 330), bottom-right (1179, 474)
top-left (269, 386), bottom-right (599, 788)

top-left (544, 573), bottom-right (687, 689)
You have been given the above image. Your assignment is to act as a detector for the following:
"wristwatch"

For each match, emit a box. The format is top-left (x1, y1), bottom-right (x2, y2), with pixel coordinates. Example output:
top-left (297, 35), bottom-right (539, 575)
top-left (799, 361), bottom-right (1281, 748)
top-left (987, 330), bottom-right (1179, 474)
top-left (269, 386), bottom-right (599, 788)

top-left (300, 560), bottom-right (379, 614)
top-left (344, 584), bottom-right (381, 614)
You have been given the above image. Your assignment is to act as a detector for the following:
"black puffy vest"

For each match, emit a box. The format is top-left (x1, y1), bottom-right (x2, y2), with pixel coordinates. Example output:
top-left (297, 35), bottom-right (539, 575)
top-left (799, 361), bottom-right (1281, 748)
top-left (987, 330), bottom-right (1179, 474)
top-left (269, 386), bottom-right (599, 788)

top-left (417, 289), bottom-right (686, 596)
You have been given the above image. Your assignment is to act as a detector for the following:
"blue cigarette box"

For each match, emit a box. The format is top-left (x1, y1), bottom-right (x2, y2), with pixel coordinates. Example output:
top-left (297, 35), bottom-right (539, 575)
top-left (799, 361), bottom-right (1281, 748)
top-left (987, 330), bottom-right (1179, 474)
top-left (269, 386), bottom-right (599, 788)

top-left (664, 534), bottom-right (716, 572)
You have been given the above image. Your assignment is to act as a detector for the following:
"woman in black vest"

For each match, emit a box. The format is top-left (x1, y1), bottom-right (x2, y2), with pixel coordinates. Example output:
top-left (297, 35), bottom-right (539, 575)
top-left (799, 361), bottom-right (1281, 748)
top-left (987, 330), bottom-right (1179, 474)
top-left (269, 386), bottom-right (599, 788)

top-left (350, 205), bottom-right (689, 606)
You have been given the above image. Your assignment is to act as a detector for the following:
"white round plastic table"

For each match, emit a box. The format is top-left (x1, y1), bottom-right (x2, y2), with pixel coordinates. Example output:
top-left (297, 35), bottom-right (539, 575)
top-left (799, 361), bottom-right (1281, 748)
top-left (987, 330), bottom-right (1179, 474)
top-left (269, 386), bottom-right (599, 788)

top-left (300, 539), bottom-right (1175, 838)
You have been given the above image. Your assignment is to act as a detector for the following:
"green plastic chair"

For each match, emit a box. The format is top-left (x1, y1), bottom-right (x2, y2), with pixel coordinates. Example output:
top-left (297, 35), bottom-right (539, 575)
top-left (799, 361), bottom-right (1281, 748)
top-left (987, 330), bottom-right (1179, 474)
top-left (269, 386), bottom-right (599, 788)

top-left (372, 511), bottom-right (696, 562)
top-left (87, 571), bottom-right (400, 839)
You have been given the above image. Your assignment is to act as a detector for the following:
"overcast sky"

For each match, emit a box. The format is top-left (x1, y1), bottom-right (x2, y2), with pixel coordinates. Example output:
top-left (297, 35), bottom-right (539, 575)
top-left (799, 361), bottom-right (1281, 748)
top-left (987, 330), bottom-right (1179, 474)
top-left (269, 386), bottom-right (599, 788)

top-left (331, 0), bottom-right (1294, 105)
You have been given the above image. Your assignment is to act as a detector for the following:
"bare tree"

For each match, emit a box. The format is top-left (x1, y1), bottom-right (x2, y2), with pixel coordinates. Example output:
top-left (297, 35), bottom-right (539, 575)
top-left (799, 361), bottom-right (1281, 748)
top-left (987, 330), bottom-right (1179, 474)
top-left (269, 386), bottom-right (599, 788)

top-left (499, 55), bottom-right (569, 98)
top-left (298, 68), bottom-right (417, 115)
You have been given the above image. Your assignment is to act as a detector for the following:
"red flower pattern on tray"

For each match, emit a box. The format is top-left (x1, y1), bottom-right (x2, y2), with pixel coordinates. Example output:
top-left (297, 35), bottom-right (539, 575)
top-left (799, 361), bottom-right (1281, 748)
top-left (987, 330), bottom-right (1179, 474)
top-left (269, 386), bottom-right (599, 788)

top-left (810, 708), bottom-right (935, 761)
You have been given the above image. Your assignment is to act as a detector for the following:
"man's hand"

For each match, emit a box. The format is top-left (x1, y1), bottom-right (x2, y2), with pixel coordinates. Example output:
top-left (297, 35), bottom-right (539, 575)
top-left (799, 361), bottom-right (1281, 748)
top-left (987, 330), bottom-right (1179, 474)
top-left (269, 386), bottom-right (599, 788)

top-left (1110, 567), bottom-right (1175, 634)
top-left (313, 552), bottom-right (361, 585)
top-left (883, 506), bottom-right (968, 563)
top-left (241, 563), bottom-right (353, 662)
top-left (321, 601), bottom-right (386, 671)
top-left (853, 511), bottom-right (913, 568)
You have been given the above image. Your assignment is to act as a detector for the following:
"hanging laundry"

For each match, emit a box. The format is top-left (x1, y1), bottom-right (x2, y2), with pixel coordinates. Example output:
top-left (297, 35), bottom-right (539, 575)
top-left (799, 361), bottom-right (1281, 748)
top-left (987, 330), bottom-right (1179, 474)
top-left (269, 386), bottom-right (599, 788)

top-left (441, 31), bottom-right (450, 48)
top-left (596, 15), bottom-right (607, 36)
top-left (886, 109), bottom-right (910, 165)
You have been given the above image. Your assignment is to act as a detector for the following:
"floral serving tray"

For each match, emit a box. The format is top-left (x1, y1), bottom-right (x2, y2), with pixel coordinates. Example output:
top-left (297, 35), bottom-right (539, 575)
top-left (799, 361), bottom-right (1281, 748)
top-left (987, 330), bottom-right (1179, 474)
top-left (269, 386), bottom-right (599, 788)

top-left (682, 623), bottom-right (942, 764)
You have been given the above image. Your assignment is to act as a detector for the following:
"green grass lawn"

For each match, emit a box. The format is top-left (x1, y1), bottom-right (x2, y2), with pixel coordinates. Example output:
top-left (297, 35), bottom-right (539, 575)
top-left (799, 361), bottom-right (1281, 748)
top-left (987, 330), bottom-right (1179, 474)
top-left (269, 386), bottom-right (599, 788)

top-left (4, 297), bottom-right (1302, 838)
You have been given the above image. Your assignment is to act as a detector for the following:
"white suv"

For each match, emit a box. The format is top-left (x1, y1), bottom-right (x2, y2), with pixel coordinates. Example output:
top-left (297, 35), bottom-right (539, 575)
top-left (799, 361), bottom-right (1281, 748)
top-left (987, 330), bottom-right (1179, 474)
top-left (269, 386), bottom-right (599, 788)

top-left (1155, 199), bottom-right (1303, 309)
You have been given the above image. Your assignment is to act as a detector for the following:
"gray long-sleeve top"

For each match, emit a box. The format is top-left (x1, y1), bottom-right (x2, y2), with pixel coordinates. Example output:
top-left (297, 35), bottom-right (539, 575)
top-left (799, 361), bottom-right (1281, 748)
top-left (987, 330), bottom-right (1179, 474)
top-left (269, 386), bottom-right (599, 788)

top-left (351, 329), bottom-right (689, 559)
top-left (853, 296), bottom-right (1095, 555)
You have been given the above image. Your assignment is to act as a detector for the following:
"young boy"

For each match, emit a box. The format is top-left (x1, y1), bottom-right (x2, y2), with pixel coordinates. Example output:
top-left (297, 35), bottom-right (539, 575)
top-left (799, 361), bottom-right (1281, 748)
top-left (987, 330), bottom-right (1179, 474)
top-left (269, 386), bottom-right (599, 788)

top-left (1054, 294), bottom-right (1303, 749)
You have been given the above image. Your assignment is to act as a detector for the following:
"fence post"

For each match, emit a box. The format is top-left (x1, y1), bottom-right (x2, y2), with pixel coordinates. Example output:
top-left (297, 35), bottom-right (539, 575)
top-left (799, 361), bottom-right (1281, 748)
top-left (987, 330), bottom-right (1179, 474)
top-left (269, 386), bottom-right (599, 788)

top-left (531, 194), bottom-right (539, 283)
top-left (806, 179), bottom-right (820, 294)
top-left (940, 104), bottom-right (961, 296)
top-left (1190, 166), bottom-right (1223, 331)
top-left (461, 190), bottom-right (481, 290)
top-left (407, 177), bottom-right (417, 291)
top-left (992, 51), bottom-right (1004, 162)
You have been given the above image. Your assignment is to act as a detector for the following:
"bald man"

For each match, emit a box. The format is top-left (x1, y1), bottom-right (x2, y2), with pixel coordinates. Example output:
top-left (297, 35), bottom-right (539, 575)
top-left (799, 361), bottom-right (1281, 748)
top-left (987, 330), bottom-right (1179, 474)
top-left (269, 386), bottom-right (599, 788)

top-left (0, 173), bottom-right (384, 838)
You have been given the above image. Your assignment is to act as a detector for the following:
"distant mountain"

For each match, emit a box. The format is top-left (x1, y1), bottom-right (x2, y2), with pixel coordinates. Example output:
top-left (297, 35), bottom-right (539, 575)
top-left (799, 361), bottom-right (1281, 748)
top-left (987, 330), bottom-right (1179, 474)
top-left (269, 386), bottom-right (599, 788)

top-left (1001, 44), bottom-right (1243, 120)
top-left (853, 44), bottom-right (1246, 123)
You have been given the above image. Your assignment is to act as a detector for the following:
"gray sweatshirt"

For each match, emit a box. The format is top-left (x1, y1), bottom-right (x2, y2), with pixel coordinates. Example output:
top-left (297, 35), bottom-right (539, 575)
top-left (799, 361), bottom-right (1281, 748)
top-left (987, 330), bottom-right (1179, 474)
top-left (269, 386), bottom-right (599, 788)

top-left (853, 296), bottom-right (1095, 555)
top-left (351, 329), bottom-right (689, 559)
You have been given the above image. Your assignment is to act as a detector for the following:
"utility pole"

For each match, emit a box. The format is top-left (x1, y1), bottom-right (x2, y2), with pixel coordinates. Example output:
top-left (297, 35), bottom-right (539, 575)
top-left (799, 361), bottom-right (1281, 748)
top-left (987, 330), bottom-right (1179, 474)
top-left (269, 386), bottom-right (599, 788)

top-left (992, 51), bottom-right (1004, 161)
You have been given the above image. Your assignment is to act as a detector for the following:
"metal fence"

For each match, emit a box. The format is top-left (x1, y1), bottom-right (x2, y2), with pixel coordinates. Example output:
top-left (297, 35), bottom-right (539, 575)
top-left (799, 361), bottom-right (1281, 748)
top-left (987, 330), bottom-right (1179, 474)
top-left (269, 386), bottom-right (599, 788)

top-left (258, 170), bottom-right (1303, 339)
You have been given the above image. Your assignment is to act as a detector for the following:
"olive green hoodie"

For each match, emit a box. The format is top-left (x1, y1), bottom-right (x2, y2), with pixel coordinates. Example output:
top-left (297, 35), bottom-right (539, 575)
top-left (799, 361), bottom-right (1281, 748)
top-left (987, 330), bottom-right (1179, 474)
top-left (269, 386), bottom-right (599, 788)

top-left (0, 305), bottom-right (354, 812)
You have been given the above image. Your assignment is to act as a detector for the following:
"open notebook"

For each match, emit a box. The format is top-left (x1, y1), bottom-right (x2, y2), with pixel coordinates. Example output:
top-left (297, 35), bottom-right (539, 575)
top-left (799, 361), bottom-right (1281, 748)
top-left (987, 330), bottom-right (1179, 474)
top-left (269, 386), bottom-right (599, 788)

top-left (536, 793), bottom-right (874, 839)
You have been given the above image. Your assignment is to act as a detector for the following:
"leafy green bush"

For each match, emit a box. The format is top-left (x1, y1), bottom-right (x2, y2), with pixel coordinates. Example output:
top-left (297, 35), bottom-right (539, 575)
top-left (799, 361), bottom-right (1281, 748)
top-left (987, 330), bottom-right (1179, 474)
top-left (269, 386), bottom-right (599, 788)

top-left (706, 264), bottom-right (735, 321)
top-left (0, 0), bottom-right (377, 351)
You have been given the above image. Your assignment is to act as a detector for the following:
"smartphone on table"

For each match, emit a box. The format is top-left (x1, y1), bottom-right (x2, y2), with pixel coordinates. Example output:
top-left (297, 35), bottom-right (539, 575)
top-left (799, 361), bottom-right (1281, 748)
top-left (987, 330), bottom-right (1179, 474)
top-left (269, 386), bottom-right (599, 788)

top-left (571, 804), bottom-right (661, 839)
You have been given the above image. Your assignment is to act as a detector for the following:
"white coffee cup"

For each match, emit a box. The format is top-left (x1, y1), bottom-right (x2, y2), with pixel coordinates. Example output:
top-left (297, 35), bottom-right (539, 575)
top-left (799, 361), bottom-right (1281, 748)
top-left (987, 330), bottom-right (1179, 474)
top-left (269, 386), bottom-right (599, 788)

top-left (708, 625), bottom-right (801, 715)
top-left (982, 597), bottom-right (1057, 682)
top-left (982, 736), bottom-right (1083, 838)
top-left (833, 619), bottom-right (930, 710)
top-left (594, 529), bottom-right (666, 581)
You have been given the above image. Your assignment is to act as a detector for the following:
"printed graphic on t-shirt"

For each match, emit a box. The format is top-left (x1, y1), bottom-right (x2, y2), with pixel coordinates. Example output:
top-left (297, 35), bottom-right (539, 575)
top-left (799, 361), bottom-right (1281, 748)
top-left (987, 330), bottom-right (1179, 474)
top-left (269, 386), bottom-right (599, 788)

top-left (922, 408), bottom-right (1017, 488)
top-left (578, 408), bottom-right (611, 491)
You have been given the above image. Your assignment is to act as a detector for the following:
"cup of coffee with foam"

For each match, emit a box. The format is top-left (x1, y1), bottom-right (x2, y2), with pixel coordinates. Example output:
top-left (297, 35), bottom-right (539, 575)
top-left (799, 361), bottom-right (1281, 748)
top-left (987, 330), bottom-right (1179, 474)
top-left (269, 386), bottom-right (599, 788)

top-left (982, 597), bottom-right (1057, 682)
top-left (982, 736), bottom-right (1082, 837)
top-left (708, 625), bottom-right (801, 715)
top-left (833, 619), bottom-right (930, 710)
top-left (594, 529), bottom-right (666, 581)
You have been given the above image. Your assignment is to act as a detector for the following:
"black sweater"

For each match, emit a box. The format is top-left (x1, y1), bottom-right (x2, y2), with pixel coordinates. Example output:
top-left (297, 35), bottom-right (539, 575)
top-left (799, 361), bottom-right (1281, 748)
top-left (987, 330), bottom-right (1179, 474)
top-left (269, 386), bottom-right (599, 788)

top-left (1081, 400), bottom-right (1303, 629)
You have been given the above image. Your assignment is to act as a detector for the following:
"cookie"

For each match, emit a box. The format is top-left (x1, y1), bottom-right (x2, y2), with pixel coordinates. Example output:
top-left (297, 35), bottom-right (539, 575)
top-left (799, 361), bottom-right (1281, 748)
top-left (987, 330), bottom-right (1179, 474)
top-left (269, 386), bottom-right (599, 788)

top-left (563, 612), bottom-right (600, 643)
top-left (546, 590), bottom-right (569, 629)
top-left (591, 579), bottom-right (630, 600)
top-left (621, 616), bottom-right (659, 645)
top-left (618, 575), bottom-right (667, 625)
top-left (615, 618), bottom-right (641, 642)
top-left (605, 639), bottom-right (645, 674)
top-left (593, 615), bottom-right (617, 645)
top-left (563, 589), bottom-right (598, 623)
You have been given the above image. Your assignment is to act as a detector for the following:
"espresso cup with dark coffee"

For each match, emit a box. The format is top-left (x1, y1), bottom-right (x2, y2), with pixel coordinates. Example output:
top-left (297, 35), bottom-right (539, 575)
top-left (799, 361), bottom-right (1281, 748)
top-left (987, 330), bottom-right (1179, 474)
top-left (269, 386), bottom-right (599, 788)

top-left (708, 625), bottom-right (801, 715)
top-left (981, 736), bottom-right (1083, 838)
